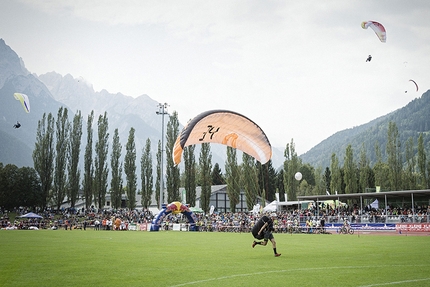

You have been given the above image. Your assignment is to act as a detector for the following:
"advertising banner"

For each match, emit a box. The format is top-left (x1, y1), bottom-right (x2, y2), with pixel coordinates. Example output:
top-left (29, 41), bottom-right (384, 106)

top-left (396, 223), bottom-right (430, 232)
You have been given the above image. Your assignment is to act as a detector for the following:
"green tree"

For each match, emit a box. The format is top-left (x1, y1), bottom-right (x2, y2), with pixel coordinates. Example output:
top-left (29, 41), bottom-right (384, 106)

top-left (211, 162), bottom-right (224, 185)
top-left (33, 112), bottom-right (55, 208)
top-left (298, 179), bottom-right (312, 196)
top-left (0, 164), bottom-right (18, 209)
top-left (324, 167), bottom-right (331, 194)
top-left (299, 163), bottom-right (315, 186)
top-left (0, 163), bottom-right (8, 208)
top-left (94, 112), bottom-right (109, 209)
top-left (427, 159), bottom-right (430, 191)
top-left (313, 166), bottom-right (325, 195)
top-left (358, 143), bottom-right (371, 193)
top-left (373, 142), bottom-right (389, 191)
top-left (155, 140), bottom-right (162, 207)
top-left (141, 138), bottom-right (153, 209)
top-left (16, 167), bottom-right (43, 209)
top-left (386, 121), bottom-right (402, 190)
top-left (199, 143), bottom-right (212, 213)
top-left (124, 127), bottom-right (137, 210)
top-left (276, 169), bottom-right (285, 201)
top-left (165, 111), bottom-right (180, 203)
top-left (83, 111), bottom-right (94, 209)
top-left (183, 145), bottom-right (196, 206)
top-left (225, 147), bottom-right (240, 212)
top-left (403, 137), bottom-right (416, 190)
top-left (283, 139), bottom-right (300, 201)
top-left (343, 144), bottom-right (357, 194)
top-left (0, 165), bottom-right (42, 209)
top-left (417, 133), bottom-right (428, 188)
top-left (53, 107), bottom-right (70, 210)
top-left (330, 153), bottom-right (342, 194)
top-left (241, 153), bottom-right (259, 210)
top-left (258, 160), bottom-right (277, 202)
top-left (67, 110), bottom-right (83, 208)
top-left (110, 128), bottom-right (123, 209)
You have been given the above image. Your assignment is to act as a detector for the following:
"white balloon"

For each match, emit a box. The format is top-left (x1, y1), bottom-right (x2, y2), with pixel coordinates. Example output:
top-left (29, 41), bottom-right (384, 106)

top-left (295, 172), bottom-right (302, 181)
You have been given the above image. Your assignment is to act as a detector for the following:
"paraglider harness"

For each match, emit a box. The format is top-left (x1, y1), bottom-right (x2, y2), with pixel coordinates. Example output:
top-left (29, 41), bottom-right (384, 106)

top-left (13, 121), bottom-right (21, 129)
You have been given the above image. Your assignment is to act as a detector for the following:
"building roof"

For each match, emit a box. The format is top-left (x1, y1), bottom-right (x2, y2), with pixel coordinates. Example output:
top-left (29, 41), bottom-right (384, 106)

top-left (297, 189), bottom-right (430, 202)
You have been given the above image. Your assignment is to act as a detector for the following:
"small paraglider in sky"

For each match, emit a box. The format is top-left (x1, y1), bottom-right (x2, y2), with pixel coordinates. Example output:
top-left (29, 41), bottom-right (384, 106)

top-left (366, 55), bottom-right (372, 62)
top-left (361, 21), bottom-right (386, 43)
top-left (405, 79), bottom-right (419, 93)
top-left (13, 93), bottom-right (30, 113)
top-left (12, 93), bottom-right (30, 129)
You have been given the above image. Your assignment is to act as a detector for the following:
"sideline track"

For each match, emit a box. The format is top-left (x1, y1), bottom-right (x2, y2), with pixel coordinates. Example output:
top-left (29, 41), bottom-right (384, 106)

top-left (169, 264), bottom-right (430, 287)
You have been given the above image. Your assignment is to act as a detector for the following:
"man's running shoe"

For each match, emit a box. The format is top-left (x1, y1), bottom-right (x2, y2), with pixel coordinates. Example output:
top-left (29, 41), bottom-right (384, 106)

top-left (274, 253), bottom-right (281, 257)
top-left (252, 241), bottom-right (256, 248)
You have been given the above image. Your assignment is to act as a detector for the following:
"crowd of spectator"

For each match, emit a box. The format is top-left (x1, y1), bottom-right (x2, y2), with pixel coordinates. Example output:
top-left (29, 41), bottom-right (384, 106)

top-left (1, 203), bottom-right (429, 231)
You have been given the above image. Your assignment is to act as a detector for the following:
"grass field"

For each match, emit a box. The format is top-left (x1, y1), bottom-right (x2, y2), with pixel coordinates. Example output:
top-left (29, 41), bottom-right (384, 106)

top-left (0, 230), bottom-right (429, 287)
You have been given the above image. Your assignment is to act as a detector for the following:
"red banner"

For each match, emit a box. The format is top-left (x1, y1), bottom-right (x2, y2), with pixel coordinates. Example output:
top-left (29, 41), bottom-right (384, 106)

top-left (396, 223), bottom-right (430, 232)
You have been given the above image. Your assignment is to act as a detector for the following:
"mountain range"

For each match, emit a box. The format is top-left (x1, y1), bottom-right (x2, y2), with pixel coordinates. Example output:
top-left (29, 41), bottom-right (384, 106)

top-left (0, 38), bottom-right (283, 172)
top-left (1, 38), bottom-right (429, 175)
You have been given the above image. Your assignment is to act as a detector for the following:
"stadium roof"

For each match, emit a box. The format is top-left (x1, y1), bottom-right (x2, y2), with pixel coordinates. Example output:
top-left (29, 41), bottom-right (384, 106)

top-left (297, 189), bottom-right (430, 202)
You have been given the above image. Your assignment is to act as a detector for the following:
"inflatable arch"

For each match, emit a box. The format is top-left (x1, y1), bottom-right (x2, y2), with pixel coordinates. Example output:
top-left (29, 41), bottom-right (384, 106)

top-left (150, 201), bottom-right (199, 231)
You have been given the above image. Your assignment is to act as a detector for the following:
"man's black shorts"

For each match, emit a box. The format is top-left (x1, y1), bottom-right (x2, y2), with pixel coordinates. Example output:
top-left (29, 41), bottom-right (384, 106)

top-left (252, 230), bottom-right (273, 241)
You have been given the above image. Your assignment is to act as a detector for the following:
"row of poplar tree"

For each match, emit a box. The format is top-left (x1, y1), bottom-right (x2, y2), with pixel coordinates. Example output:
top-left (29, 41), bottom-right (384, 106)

top-left (1, 106), bottom-right (429, 213)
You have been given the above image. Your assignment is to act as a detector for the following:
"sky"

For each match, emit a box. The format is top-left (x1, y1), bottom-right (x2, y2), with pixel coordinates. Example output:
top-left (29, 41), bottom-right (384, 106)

top-left (1, 0), bottom-right (429, 155)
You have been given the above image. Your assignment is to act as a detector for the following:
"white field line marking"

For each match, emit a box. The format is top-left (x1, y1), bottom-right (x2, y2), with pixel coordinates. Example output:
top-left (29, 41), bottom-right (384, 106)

top-left (169, 265), bottom-right (429, 287)
top-left (358, 278), bottom-right (430, 287)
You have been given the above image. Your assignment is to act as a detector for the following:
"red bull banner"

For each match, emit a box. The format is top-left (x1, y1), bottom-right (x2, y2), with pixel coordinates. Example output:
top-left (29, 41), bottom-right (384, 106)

top-left (396, 223), bottom-right (430, 232)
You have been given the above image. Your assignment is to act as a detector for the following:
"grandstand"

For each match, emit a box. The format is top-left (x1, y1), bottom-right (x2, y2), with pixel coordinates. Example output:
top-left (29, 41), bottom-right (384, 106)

top-left (297, 189), bottom-right (430, 231)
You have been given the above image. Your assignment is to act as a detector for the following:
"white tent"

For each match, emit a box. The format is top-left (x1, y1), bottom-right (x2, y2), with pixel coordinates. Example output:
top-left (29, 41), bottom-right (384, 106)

top-left (262, 200), bottom-right (315, 212)
top-left (263, 201), bottom-right (277, 212)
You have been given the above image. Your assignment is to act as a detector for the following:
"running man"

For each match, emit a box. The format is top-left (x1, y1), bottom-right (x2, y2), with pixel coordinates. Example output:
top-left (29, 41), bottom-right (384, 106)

top-left (251, 213), bottom-right (281, 257)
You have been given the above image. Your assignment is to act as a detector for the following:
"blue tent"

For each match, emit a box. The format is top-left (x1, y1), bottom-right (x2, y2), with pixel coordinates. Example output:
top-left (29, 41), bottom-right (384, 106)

top-left (19, 212), bottom-right (43, 218)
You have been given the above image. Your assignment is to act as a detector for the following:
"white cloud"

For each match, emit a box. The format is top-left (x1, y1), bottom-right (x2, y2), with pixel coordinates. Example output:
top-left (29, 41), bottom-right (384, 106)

top-left (3, 0), bottom-right (430, 154)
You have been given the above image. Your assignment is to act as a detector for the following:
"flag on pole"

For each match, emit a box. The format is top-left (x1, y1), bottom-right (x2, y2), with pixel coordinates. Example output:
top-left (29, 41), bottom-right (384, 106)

top-left (182, 189), bottom-right (186, 204)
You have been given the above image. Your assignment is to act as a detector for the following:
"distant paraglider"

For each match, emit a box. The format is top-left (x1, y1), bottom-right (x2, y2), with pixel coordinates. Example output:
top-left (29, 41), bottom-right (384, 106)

top-left (405, 79), bottom-right (419, 93)
top-left (366, 55), bottom-right (372, 62)
top-left (172, 110), bottom-right (272, 165)
top-left (12, 93), bottom-right (30, 129)
top-left (361, 21), bottom-right (386, 43)
top-left (13, 93), bottom-right (30, 113)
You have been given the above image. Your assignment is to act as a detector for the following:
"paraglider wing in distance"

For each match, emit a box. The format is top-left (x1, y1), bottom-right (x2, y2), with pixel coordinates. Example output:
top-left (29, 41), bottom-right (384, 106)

top-left (361, 21), bottom-right (386, 43)
top-left (409, 79), bottom-right (418, 92)
top-left (173, 110), bottom-right (272, 165)
top-left (13, 93), bottom-right (30, 113)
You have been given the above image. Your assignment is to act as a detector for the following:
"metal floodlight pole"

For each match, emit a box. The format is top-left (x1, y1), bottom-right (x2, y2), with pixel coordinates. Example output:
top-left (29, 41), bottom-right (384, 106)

top-left (156, 103), bottom-right (169, 210)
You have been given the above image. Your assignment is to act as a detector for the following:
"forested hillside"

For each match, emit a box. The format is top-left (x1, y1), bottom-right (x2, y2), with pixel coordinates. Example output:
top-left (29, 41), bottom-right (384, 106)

top-left (301, 90), bottom-right (430, 168)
